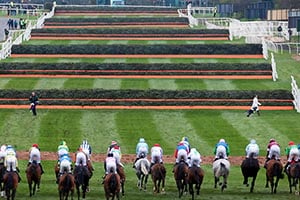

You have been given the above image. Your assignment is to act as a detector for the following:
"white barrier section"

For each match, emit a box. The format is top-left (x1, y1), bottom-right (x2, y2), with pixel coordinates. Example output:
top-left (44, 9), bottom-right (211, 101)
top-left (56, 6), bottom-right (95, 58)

top-left (271, 52), bottom-right (278, 81)
top-left (291, 76), bottom-right (300, 113)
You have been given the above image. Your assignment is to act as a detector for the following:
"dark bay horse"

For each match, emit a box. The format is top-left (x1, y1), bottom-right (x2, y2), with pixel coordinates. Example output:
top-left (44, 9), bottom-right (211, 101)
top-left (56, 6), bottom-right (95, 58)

top-left (213, 159), bottom-right (230, 192)
top-left (73, 165), bottom-right (91, 199)
top-left (286, 162), bottom-right (300, 194)
top-left (265, 159), bottom-right (284, 194)
top-left (173, 160), bottom-right (188, 198)
top-left (0, 163), bottom-right (6, 197)
top-left (3, 171), bottom-right (18, 200)
top-left (151, 162), bottom-right (166, 193)
top-left (241, 153), bottom-right (260, 193)
top-left (103, 173), bottom-right (120, 200)
top-left (58, 173), bottom-right (75, 200)
top-left (135, 158), bottom-right (150, 191)
top-left (187, 165), bottom-right (204, 200)
top-left (117, 164), bottom-right (125, 196)
top-left (26, 161), bottom-right (42, 197)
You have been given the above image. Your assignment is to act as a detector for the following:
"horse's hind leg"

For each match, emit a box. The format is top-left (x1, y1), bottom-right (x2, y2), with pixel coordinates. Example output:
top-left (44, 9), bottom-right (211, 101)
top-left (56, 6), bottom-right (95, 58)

top-left (243, 176), bottom-right (249, 186)
top-left (28, 183), bottom-right (32, 197)
top-left (250, 176), bottom-right (256, 193)
top-left (121, 181), bottom-right (125, 196)
top-left (265, 174), bottom-right (269, 188)
top-left (274, 177), bottom-right (280, 194)
top-left (161, 178), bottom-right (165, 193)
top-left (33, 182), bottom-right (37, 196)
top-left (144, 175), bottom-right (149, 191)
top-left (214, 177), bottom-right (218, 188)
top-left (189, 183), bottom-right (194, 200)
top-left (12, 189), bottom-right (16, 200)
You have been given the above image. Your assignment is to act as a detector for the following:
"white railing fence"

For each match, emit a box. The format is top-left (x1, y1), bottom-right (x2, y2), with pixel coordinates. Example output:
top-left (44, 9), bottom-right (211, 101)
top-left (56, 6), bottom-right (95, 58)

top-left (291, 76), bottom-right (300, 113)
top-left (271, 52), bottom-right (278, 81)
top-left (0, 2), bottom-right (56, 60)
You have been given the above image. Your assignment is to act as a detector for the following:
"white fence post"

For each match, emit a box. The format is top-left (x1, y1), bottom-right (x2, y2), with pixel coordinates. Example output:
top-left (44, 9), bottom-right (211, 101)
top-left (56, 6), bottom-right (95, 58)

top-left (291, 76), bottom-right (300, 113)
top-left (262, 38), bottom-right (268, 60)
top-left (271, 52), bottom-right (278, 81)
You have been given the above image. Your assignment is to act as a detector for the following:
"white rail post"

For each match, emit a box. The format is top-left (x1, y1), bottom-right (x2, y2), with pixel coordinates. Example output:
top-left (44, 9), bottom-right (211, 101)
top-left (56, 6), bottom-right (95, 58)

top-left (271, 53), bottom-right (278, 81)
top-left (291, 76), bottom-right (300, 113)
top-left (262, 38), bottom-right (268, 60)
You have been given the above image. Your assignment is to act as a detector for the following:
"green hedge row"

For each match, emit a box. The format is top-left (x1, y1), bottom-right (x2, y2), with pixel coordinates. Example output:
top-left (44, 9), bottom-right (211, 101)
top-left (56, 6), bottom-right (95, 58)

top-left (54, 6), bottom-right (179, 12)
top-left (0, 89), bottom-right (292, 100)
top-left (0, 63), bottom-right (271, 70)
top-left (12, 44), bottom-right (262, 55)
top-left (45, 17), bottom-right (188, 23)
top-left (31, 28), bottom-right (229, 35)
top-left (0, 100), bottom-right (292, 106)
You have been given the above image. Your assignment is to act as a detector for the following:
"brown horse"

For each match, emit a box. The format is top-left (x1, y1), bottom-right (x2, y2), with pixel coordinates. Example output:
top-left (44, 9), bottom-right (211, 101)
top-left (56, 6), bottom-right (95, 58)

top-left (103, 173), bottom-right (121, 200)
top-left (241, 153), bottom-right (260, 193)
top-left (0, 163), bottom-right (6, 197)
top-left (3, 171), bottom-right (18, 200)
top-left (173, 160), bottom-right (188, 198)
top-left (58, 173), bottom-right (75, 200)
top-left (286, 162), bottom-right (300, 194)
top-left (187, 165), bottom-right (204, 200)
top-left (26, 161), bottom-right (42, 197)
top-left (117, 164), bottom-right (125, 196)
top-left (151, 163), bottom-right (166, 194)
top-left (265, 159), bottom-right (284, 194)
top-left (55, 162), bottom-right (60, 184)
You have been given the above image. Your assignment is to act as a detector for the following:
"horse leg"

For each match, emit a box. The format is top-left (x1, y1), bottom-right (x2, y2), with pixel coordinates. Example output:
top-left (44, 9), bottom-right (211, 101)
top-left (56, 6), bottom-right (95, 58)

top-left (243, 176), bottom-right (249, 187)
top-left (28, 182), bottom-right (32, 197)
top-left (121, 180), bottom-right (125, 196)
top-left (265, 174), bottom-right (269, 188)
top-left (270, 177), bottom-right (274, 193)
top-left (221, 176), bottom-right (227, 192)
top-left (144, 174), bottom-right (148, 191)
top-left (161, 177), bottom-right (165, 193)
top-left (12, 189), bottom-right (16, 200)
top-left (189, 183), bottom-right (194, 200)
top-left (274, 176), bottom-right (280, 194)
top-left (82, 184), bottom-right (87, 199)
top-left (153, 179), bottom-right (157, 193)
top-left (33, 182), bottom-right (37, 196)
top-left (250, 175), bottom-right (256, 193)
top-left (214, 176), bottom-right (218, 188)
top-left (76, 184), bottom-right (80, 200)
top-left (157, 179), bottom-right (161, 193)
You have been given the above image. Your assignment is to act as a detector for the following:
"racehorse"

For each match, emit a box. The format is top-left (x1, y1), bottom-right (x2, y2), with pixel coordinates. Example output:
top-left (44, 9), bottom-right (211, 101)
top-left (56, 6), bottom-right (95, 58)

top-left (3, 171), bottom-right (18, 200)
top-left (26, 161), bottom-right (42, 197)
top-left (0, 163), bottom-right (6, 197)
top-left (58, 173), bottom-right (75, 200)
top-left (151, 162), bottom-right (166, 193)
top-left (213, 158), bottom-right (230, 192)
top-left (103, 173), bottom-right (121, 200)
top-left (285, 162), bottom-right (300, 194)
top-left (241, 153), bottom-right (260, 193)
top-left (117, 164), bottom-right (125, 196)
top-left (73, 164), bottom-right (91, 199)
top-left (135, 157), bottom-right (150, 191)
top-left (187, 165), bottom-right (204, 200)
top-left (173, 159), bottom-right (188, 198)
top-left (265, 159), bottom-right (284, 194)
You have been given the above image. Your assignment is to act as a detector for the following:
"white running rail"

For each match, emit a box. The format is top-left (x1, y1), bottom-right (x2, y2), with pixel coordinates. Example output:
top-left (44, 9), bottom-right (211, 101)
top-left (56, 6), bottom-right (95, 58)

top-left (291, 76), bottom-right (300, 113)
top-left (271, 53), bottom-right (278, 81)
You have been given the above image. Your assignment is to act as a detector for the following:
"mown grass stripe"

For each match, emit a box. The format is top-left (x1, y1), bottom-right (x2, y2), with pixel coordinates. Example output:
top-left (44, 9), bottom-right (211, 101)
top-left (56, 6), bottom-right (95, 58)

top-left (152, 111), bottom-right (212, 155)
top-left (222, 110), bottom-right (296, 150)
top-left (0, 110), bottom-right (43, 150)
top-left (38, 110), bottom-right (82, 152)
top-left (175, 79), bottom-right (206, 90)
top-left (34, 78), bottom-right (67, 89)
top-left (147, 40), bottom-right (167, 45)
top-left (120, 79), bottom-right (149, 89)
top-left (107, 40), bottom-right (128, 45)
top-left (115, 110), bottom-right (161, 153)
top-left (204, 79), bottom-right (237, 90)
top-left (4, 78), bottom-right (39, 90)
top-left (185, 110), bottom-right (248, 156)
top-left (103, 58), bottom-right (127, 63)
top-left (148, 58), bottom-right (171, 63)
top-left (63, 78), bottom-right (94, 89)
top-left (148, 79), bottom-right (177, 90)
top-left (0, 78), bottom-right (11, 88)
top-left (80, 110), bottom-right (118, 153)
top-left (93, 79), bottom-right (121, 89)
top-left (57, 58), bottom-right (82, 63)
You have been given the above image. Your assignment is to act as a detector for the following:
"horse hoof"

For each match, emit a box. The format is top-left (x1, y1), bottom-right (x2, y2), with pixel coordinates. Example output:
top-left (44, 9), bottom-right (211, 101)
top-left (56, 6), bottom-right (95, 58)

top-left (246, 184), bottom-right (249, 187)
top-left (295, 191), bottom-right (299, 195)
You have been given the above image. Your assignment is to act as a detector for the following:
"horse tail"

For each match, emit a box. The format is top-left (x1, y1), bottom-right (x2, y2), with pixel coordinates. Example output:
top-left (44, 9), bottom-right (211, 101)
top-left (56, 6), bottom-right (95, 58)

top-left (273, 162), bottom-right (283, 179)
top-left (158, 164), bottom-right (166, 179)
top-left (216, 162), bottom-right (227, 177)
top-left (6, 173), bottom-right (13, 189)
top-left (110, 174), bottom-right (117, 192)
top-left (141, 160), bottom-right (149, 175)
top-left (64, 174), bottom-right (71, 192)
top-left (194, 167), bottom-right (200, 184)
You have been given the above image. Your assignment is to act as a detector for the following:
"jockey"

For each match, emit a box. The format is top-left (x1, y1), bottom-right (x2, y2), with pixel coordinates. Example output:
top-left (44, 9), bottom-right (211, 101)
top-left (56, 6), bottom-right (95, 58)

top-left (245, 139), bottom-right (259, 159)
top-left (75, 147), bottom-right (87, 167)
top-left (133, 138), bottom-right (149, 167)
top-left (80, 139), bottom-right (92, 160)
top-left (28, 144), bottom-right (44, 174)
top-left (150, 143), bottom-right (163, 172)
top-left (174, 141), bottom-right (189, 165)
top-left (284, 141), bottom-right (299, 171)
top-left (0, 144), bottom-right (7, 165)
top-left (104, 153), bottom-right (117, 174)
top-left (188, 148), bottom-right (202, 168)
top-left (266, 138), bottom-right (280, 161)
top-left (214, 139), bottom-right (230, 160)
top-left (181, 137), bottom-right (191, 152)
top-left (110, 145), bottom-right (123, 168)
top-left (107, 141), bottom-right (118, 154)
top-left (57, 141), bottom-right (69, 159)
top-left (4, 145), bottom-right (21, 182)
top-left (57, 153), bottom-right (72, 183)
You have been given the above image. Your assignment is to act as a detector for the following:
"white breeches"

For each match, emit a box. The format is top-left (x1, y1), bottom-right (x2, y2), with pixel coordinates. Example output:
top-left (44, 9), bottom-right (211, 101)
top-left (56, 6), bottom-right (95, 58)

top-left (288, 148), bottom-right (300, 162)
top-left (215, 145), bottom-right (228, 159)
top-left (176, 149), bottom-right (188, 163)
top-left (137, 146), bottom-right (148, 158)
top-left (151, 150), bottom-right (162, 163)
top-left (268, 145), bottom-right (280, 160)
top-left (6, 157), bottom-right (16, 172)
top-left (246, 146), bottom-right (259, 158)
top-left (29, 149), bottom-right (41, 163)
top-left (60, 160), bottom-right (71, 174)
top-left (75, 152), bottom-right (87, 166)
top-left (106, 161), bottom-right (117, 174)
top-left (58, 149), bottom-right (68, 158)
top-left (112, 152), bottom-right (121, 165)
top-left (189, 154), bottom-right (201, 167)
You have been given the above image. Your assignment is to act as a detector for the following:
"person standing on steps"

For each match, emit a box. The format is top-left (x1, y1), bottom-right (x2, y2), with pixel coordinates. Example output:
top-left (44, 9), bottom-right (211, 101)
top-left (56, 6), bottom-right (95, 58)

top-left (29, 91), bottom-right (39, 116)
top-left (247, 95), bottom-right (261, 117)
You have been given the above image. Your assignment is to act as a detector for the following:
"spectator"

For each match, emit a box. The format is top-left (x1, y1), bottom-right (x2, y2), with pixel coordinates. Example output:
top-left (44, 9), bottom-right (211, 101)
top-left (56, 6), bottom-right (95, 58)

top-left (29, 91), bottom-right (39, 116)
top-left (4, 28), bottom-right (9, 40)
top-left (14, 19), bottom-right (18, 29)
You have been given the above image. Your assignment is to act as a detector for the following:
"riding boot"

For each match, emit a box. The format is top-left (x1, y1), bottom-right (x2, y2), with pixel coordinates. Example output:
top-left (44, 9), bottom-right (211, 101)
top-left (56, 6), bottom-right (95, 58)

top-left (133, 158), bottom-right (139, 168)
top-left (102, 174), bottom-right (107, 184)
top-left (15, 171), bottom-right (21, 183)
top-left (149, 163), bottom-right (154, 174)
top-left (264, 158), bottom-right (270, 169)
top-left (284, 162), bottom-right (290, 173)
top-left (39, 163), bottom-right (44, 174)
top-left (257, 110), bottom-right (260, 116)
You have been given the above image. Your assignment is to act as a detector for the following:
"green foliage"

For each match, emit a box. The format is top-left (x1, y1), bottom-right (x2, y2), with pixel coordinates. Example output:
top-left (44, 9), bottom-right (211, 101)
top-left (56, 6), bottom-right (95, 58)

top-left (11, 44), bottom-right (263, 55)
top-left (55, 6), bottom-right (179, 12)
